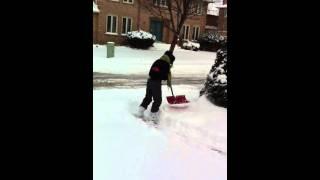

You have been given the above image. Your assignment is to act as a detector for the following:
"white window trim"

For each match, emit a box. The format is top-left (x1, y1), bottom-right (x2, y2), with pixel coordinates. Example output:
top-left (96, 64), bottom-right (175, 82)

top-left (106, 15), bottom-right (118, 34)
top-left (192, 26), bottom-right (200, 40)
top-left (182, 24), bottom-right (190, 40)
top-left (121, 16), bottom-right (133, 35)
top-left (111, 0), bottom-right (120, 2)
top-left (123, 0), bottom-right (134, 4)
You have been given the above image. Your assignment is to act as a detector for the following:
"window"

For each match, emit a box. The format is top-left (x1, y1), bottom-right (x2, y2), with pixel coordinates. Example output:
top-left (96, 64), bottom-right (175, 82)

top-left (182, 25), bottom-right (190, 40)
top-left (123, 0), bottom-right (133, 4)
top-left (224, 9), bottom-right (227, 17)
top-left (160, 0), bottom-right (167, 6)
top-left (154, 0), bottom-right (167, 7)
top-left (122, 17), bottom-right (132, 34)
top-left (190, 2), bottom-right (202, 15)
top-left (196, 3), bottom-right (202, 15)
top-left (106, 15), bottom-right (118, 34)
top-left (192, 26), bottom-right (200, 40)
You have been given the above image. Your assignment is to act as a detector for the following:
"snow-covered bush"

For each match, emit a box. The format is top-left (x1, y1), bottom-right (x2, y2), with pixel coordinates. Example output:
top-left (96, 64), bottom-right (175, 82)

top-left (182, 40), bottom-right (200, 51)
top-left (200, 42), bottom-right (227, 108)
top-left (126, 30), bottom-right (156, 49)
top-left (198, 32), bottom-right (226, 52)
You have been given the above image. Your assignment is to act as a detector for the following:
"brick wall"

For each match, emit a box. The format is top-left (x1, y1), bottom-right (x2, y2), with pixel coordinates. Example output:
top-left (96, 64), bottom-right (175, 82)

top-left (93, 14), bottom-right (99, 44)
top-left (94, 0), bottom-right (208, 45)
top-left (95, 0), bottom-right (139, 44)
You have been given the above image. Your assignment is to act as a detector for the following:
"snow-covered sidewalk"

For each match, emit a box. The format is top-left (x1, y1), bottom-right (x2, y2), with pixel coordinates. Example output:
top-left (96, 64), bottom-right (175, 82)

top-left (93, 85), bottom-right (227, 180)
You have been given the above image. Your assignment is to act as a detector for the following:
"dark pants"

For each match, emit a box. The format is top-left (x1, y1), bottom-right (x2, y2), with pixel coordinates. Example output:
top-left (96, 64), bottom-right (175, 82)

top-left (140, 79), bottom-right (162, 113)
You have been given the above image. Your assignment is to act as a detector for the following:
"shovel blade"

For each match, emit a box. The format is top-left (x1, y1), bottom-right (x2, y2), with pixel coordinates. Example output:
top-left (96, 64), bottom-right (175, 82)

top-left (166, 95), bottom-right (189, 104)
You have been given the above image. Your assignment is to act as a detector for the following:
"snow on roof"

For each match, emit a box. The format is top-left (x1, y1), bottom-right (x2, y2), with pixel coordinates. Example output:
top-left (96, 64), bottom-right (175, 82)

top-left (93, 1), bottom-right (100, 13)
top-left (213, 0), bottom-right (223, 5)
top-left (207, 3), bottom-right (219, 16)
top-left (209, 0), bottom-right (227, 8)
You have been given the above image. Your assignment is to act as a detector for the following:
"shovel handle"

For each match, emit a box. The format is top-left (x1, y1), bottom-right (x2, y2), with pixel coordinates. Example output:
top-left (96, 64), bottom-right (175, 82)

top-left (170, 86), bottom-right (175, 97)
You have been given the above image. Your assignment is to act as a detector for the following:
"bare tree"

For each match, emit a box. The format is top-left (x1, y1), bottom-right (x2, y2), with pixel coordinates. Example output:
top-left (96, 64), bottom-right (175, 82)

top-left (141, 0), bottom-right (213, 52)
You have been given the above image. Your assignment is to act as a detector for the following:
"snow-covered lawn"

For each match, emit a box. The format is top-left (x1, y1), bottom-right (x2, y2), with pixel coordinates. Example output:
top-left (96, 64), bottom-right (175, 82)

top-left (93, 43), bottom-right (216, 77)
top-left (93, 85), bottom-right (227, 180)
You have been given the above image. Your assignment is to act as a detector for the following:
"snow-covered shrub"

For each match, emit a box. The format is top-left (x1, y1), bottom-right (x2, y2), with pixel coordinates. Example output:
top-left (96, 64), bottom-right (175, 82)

top-left (200, 42), bottom-right (227, 108)
top-left (126, 30), bottom-right (156, 49)
top-left (198, 32), bottom-right (226, 52)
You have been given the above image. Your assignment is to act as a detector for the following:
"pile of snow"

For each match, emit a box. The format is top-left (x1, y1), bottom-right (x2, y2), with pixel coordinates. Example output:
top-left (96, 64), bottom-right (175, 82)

top-left (93, 1), bottom-right (100, 13)
top-left (127, 30), bottom-right (156, 40)
top-left (93, 85), bottom-right (227, 180)
top-left (93, 42), bottom-right (216, 77)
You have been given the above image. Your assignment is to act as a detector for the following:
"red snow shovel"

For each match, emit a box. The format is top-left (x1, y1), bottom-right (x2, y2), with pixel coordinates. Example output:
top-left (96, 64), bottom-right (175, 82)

top-left (166, 86), bottom-right (189, 104)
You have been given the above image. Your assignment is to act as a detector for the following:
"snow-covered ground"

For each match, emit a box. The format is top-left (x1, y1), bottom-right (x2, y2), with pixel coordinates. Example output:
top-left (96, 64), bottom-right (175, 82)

top-left (93, 42), bottom-right (226, 180)
top-left (93, 85), bottom-right (227, 180)
top-left (93, 43), bottom-right (216, 77)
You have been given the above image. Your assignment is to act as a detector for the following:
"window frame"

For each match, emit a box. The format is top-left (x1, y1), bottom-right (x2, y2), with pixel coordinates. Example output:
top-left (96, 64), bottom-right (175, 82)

top-left (182, 24), bottom-right (191, 40)
top-left (106, 15), bottom-right (119, 35)
top-left (121, 16), bottom-right (133, 35)
top-left (192, 26), bottom-right (200, 40)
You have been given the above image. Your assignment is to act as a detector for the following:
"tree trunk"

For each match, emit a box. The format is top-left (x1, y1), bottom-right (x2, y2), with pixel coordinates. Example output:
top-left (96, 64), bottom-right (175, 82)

top-left (169, 34), bottom-right (178, 52)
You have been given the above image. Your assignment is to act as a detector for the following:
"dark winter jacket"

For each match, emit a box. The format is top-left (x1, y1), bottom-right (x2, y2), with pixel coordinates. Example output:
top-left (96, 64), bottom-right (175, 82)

top-left (149, 54), bottom-right (173, 87)
top-left (149, 51), bottom-right (175, 85)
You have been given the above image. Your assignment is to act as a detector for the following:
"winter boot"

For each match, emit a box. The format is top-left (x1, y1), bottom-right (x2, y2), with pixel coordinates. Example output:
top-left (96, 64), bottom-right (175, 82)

top-left (149, 111), bottom-right (160, 124)
top-left (135, 106), bottom-right (146, 118)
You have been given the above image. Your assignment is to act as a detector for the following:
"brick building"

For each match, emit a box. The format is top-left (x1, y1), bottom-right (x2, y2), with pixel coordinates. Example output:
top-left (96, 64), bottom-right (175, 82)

top-left (205, 0), bottom-right (227, 36)
top-left (93, 0), bottom-right (210, 45)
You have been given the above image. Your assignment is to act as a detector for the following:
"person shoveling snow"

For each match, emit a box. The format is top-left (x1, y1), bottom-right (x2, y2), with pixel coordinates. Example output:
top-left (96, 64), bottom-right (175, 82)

top-left (136, 51), bottom-right (176, 123)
